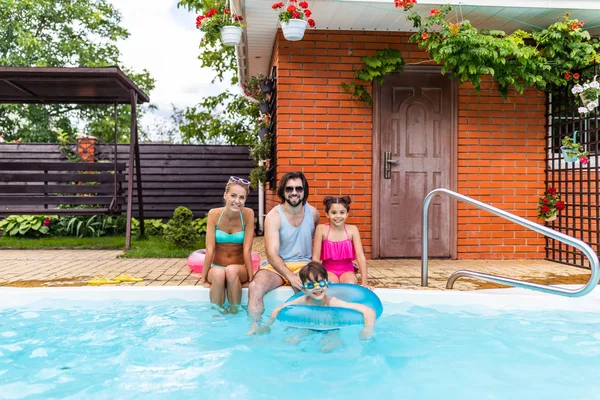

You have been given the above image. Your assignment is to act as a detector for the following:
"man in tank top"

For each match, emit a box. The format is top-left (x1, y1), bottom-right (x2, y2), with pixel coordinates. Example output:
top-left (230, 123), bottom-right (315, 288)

top-left (247, 172), bottom-right (319, 333)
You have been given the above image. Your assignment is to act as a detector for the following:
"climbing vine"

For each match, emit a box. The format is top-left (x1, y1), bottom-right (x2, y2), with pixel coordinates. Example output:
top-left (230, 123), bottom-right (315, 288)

top-left (343, 4), bottom-right (600, 103)
top-left (341, 49), bottom-right (405, 105)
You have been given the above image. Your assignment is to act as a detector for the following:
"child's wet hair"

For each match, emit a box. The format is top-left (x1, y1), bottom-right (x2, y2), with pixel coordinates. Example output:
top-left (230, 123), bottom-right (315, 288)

top-left (299, 261), bottom-right (328, 283)
top-left (322, 195), bottom-right (351, 213)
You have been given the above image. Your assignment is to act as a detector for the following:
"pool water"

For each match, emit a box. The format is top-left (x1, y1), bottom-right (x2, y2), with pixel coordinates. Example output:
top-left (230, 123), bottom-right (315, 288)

top-left (2, 299), bottom-right (600, 399)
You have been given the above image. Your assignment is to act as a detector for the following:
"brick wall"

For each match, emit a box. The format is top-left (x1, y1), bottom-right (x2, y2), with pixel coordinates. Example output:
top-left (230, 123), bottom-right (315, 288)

top-left (265, 29), bottom-right (546, 259)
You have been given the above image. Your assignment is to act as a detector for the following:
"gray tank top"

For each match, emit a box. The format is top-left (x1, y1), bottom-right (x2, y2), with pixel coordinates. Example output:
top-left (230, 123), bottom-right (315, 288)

top-left (276, 203), bottom-right (314, 263)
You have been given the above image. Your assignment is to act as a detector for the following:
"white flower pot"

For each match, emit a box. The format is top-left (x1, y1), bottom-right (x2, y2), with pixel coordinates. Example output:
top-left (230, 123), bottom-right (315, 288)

top-left (281, 19), bottom-right (308, 41)
top-left (220, 26), bottom-right (243, 47)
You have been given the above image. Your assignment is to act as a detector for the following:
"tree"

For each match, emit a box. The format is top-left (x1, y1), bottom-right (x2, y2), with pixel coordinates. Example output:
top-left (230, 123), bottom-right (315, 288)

top-left (176, 0), bottom-right (259, 145)
top-left (0, 0), bottom-right (156, 143)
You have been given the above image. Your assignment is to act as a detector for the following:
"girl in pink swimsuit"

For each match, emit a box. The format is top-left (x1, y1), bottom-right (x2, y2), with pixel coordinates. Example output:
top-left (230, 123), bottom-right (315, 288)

top-left (312, 196), bottom-right (369, 288)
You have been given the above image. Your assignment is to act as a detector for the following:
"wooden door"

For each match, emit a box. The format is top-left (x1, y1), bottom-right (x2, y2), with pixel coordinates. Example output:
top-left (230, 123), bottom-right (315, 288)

top-left (376, 69), bottom-right (456, 258)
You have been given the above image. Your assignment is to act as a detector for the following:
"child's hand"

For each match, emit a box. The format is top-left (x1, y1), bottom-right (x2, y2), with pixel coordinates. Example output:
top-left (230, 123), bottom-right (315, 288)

top-left (359, 327), bottom-right (374, 340)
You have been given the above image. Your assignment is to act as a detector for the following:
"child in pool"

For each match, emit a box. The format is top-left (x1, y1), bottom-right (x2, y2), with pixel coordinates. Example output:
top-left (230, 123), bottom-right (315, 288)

top-left (312, 196), bottom-right (369, 288)
top-left (256, 262), bottom-right (375, 340)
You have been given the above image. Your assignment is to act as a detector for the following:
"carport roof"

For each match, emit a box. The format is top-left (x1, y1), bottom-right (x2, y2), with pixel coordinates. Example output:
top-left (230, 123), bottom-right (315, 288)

top-left (0, 66), bottom-right (150, 104)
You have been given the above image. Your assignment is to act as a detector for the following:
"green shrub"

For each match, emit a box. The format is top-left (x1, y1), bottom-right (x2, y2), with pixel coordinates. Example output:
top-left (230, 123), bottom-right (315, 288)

top-left (164, 207), bottom-right (200, 248)
top-left (51, 215), bottom-right (129, 238)
top-left (0, 215), bottom-right (55, 237)
top-left (145, 219), bottom-right (167, 236)
top-left (192, 216), bottom-right (208, 235)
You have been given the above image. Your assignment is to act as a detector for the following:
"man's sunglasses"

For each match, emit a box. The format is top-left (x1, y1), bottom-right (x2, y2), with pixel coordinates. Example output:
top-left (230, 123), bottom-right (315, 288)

top-left (284, 186), bottom-right (304, 194)
top-left (301, 279), bottom-right (329, 290)
top-left (229, 176), bottom-right (250, 186)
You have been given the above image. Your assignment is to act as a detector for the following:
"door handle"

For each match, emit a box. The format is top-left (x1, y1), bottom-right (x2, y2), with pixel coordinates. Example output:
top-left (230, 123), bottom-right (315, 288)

top-left (384, 151), bottom-right (399, 179)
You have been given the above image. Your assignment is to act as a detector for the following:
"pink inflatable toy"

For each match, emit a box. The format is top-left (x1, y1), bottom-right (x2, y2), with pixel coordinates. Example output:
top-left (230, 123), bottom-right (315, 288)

top-left (187, 249), bottom-right (261, 273)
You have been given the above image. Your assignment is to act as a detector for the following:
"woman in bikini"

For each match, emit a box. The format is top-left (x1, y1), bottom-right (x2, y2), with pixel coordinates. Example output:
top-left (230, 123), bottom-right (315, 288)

top-left (312, 196), bottom-right (369, 288)
top-left (200, 176), bottom-right (255, 313)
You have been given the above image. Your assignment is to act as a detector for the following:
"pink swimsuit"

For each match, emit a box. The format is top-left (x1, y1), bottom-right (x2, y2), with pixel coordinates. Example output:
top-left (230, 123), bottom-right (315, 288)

top-left (321, 225), bottom-right (356, 278)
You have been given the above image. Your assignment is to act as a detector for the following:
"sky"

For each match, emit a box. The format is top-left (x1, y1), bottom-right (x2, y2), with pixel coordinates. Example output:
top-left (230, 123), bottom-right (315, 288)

top-left (111, 0), bottom-right (236, 140)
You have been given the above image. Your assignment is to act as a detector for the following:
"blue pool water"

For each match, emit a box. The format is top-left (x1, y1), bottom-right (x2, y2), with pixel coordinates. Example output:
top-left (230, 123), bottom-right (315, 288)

top-left (2, 299), bottom-right (600, 399)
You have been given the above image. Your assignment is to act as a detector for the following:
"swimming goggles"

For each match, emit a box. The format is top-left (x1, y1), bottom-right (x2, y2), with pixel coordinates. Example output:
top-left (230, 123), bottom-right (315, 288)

top-left (229, 176), bottom-right (250, 186)
top-left (302, 279), bottom-right (329, 290)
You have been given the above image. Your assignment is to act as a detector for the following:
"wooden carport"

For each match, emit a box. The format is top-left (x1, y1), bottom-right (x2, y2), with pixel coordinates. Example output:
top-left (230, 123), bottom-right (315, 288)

top-left (0, 66), bottom-right (147, 247)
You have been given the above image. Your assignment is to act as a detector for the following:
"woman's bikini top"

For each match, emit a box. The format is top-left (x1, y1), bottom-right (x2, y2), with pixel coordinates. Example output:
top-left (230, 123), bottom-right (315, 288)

top-left (215, 209), bottom-right (245, 245)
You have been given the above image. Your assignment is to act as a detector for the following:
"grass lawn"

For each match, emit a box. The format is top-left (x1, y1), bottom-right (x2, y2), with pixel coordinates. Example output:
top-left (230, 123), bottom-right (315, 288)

top-left (0, 235), bottom-right (205, 258)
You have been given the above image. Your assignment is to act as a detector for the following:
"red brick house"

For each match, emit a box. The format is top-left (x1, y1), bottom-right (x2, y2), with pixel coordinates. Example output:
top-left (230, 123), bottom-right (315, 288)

top-left (236, 1), bottom-right (600, 263)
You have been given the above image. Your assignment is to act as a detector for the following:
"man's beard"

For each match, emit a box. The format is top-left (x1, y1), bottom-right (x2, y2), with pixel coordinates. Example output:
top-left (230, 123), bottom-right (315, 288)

top-left (285, 196), bottom-right (302, 207)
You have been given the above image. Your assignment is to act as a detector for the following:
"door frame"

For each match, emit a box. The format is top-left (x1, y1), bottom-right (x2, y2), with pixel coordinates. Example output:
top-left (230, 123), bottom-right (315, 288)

top-left (371, 65), bottom-right (458, 259)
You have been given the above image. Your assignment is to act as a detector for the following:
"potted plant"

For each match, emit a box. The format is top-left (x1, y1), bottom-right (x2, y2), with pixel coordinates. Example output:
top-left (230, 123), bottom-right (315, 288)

top-left (258, 101), bottom-right (271, 114)
top-left (272, 0), bottom-right (315, 41)
top-left (196, 8), bottom-right (244, 47)
top-left (560, 132), bottom-right (589, 165)
top-left (243, 74), bottom-right (266, 102)
top-left (537, 187), bottom-right (565, 223)
top-left (571, 76), bottom-right (600, 115)
top-left (260, 78), bottom-right (275, 94)
top-left (256, 119), bottom-right (270, 140)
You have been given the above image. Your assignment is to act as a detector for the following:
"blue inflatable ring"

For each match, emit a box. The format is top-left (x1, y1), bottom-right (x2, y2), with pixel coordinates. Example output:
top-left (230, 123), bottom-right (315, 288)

top-left (276, 283), bottom-right (383, 331)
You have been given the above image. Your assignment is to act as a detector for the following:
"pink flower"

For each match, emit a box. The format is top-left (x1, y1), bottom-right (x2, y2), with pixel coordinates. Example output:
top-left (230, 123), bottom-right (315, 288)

top-left (44, 218), bottom-right (51, 227)
top-left (580, 156), bottom-right (589, 165)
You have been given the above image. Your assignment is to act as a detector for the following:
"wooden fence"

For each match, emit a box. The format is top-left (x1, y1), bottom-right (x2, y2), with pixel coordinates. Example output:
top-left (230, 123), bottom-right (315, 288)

top-left (0, 143), bottom-right (257, 220)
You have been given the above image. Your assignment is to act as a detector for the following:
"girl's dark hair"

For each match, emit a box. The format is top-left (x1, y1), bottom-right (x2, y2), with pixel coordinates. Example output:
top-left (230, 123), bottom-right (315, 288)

top-left (277, 171), bottom-right (309, 205)
top-left (299, 261), bottom-right (328, 283)
top-left (322, 195), bottom-right (351, 213)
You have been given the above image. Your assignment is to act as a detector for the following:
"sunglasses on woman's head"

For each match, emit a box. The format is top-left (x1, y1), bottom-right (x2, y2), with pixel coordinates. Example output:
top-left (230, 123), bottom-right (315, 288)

top-left (284, 186), bottom-right (304, 194)
top-left (229, 176), bottom-right (250, 186)
top-left (301, 279), bottom-right (329, 290)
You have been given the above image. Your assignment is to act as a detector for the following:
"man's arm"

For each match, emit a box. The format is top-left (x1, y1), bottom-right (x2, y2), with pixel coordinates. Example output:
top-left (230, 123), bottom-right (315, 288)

top-left (264, 209), bottom-right (302, 289)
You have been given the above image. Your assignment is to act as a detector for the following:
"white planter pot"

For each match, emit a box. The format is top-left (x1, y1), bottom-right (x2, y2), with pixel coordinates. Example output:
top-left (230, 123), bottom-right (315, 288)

top-left (281, 19), bottom-right (308, 41)
top-left (220, 26), bottom-right (243, 47)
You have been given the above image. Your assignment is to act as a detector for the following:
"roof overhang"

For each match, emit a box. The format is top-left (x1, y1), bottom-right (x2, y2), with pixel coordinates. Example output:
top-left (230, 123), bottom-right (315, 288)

top-left (0, 67), bottom-right (150, 104)
top-left (237, 0), bottom-right (600, 83)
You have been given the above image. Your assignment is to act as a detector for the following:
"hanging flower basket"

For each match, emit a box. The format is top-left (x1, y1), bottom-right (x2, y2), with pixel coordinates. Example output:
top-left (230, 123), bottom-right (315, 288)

top-left (272, 1), bottom-right (315, 42)
top-left (560, 131), bottom-right (589, 164)
top-left (258, 101), bottom-right (270, 114)
top-left (260, 79), bottom-right (274, 94)
top-left (220, 26), bottom-right (243, 46)
top-left (258, 127), bottom-right (270, 140)
top-left (537, 187), bottom-right (565, 223)
top-left (281, 19), bottom-right (308, 41)
top-left (571, 75), bottom-right (600, 115)
top-left (560, 146), bottom-right (579, 162)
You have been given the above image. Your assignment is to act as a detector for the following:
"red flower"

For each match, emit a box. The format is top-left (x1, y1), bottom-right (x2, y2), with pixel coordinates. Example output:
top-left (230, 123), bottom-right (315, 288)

top-left (272, 2), bottom-right (283, 9)
top-left (195, 15), bottom-right (205, 28)
top-left (286, 4), bottom-right (297, 12)
top-left (224, 8), bottom-right (230, 14)
top-left (564, 72), bottom-right (572, 79)
top-left (430, 8), bottom-right (438, 15)
top-left (304, 9), bottom-right (311, 17)
top-left (308, 18), bottom-right (316, 28)
top-left (541, 205), bottom-right (550, 213)
top-left (547, 187), bottom-right (557, 195)
top-left (542, 197), bottom-right (550, 204)
top-left (206, 8), bottom-right (217, 17)
top-left (573, 73), bottom-right (580, 79)
top-left (579, 20), bottom-right (585, 26)
top-left (299, 1), bottom-right (309, 8)
top-left (43, 218), bottom-right (51, 227)
top-left (233, 14), bottom-right (243, 21)
top-left (555, 201), bottom-right (566, 211)
top-left (292, 11), bottom-right (301, 19)
top-left (421, 32), bottom-right (428, 40)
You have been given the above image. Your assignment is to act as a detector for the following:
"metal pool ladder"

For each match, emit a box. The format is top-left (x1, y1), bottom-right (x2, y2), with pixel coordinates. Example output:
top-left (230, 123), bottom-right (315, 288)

top-left (421, 188), bottom-right (600, 297)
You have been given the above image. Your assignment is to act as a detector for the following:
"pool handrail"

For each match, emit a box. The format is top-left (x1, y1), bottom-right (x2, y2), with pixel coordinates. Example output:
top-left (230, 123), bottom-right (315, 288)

top-left (422, 188), bottom-right (600, 297)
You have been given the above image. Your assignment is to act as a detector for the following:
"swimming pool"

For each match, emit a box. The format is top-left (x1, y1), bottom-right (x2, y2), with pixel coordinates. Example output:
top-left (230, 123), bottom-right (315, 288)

top-left (1, 287), bottom-right (600, 399)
